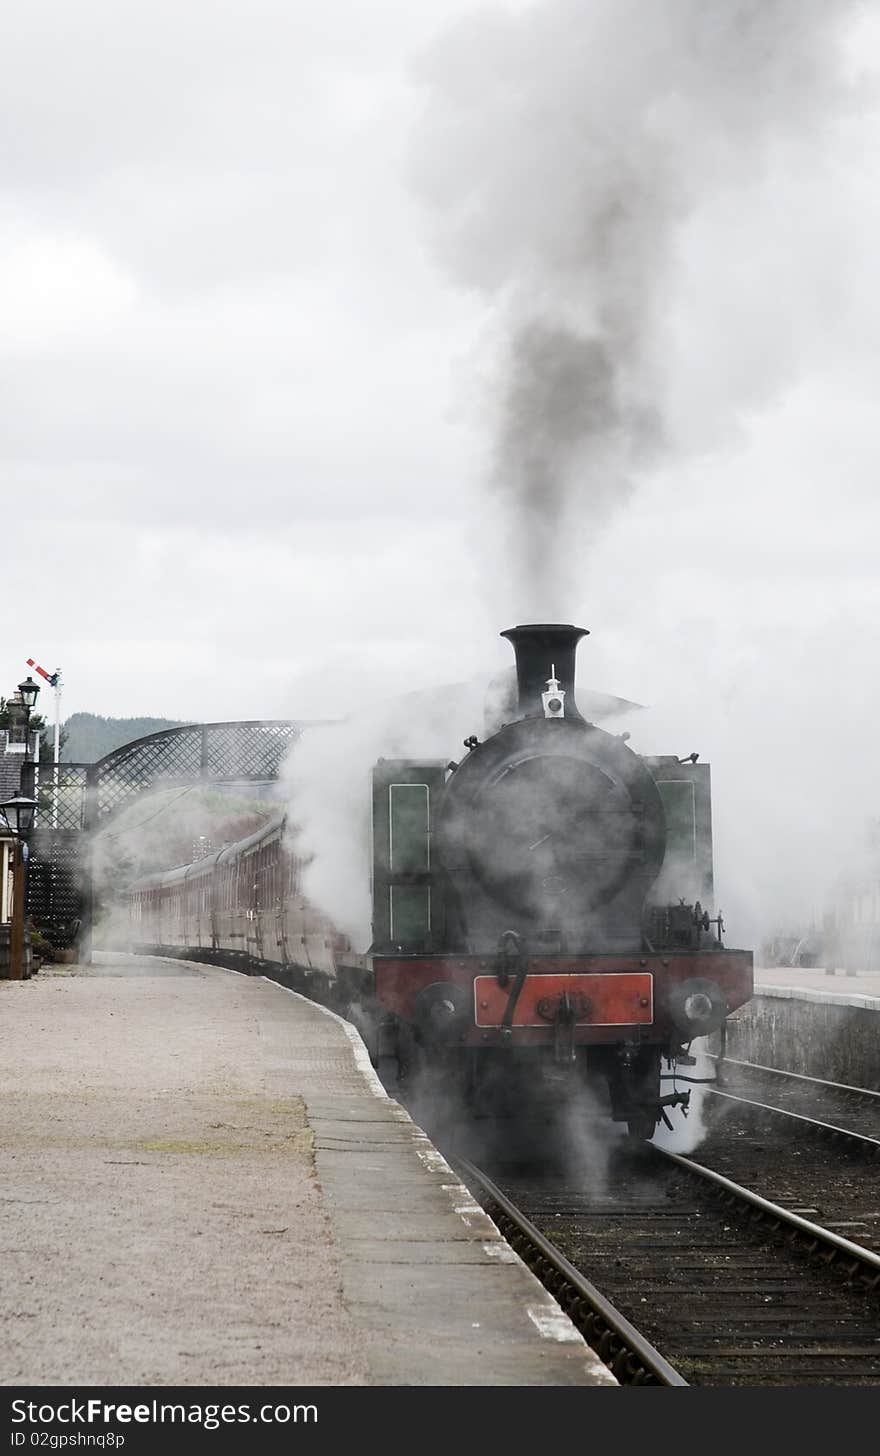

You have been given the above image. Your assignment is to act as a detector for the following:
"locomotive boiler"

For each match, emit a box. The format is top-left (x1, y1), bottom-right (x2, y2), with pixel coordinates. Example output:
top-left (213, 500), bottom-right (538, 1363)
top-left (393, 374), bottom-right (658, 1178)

top-left (368, 624), bottom-right (753, 1138)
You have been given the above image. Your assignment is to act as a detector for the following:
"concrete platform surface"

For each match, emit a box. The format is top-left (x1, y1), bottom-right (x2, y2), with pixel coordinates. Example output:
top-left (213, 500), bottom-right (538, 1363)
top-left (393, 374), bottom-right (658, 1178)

top-left (0, 955), bottom-right (614, 1388)
top-left (755, 964), bottom-right (880, 1007)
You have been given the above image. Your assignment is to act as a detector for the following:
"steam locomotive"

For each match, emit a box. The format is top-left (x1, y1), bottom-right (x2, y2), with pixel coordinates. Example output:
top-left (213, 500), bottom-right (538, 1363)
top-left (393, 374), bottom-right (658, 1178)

top-left (128, 624), bottom-right (752, 1139)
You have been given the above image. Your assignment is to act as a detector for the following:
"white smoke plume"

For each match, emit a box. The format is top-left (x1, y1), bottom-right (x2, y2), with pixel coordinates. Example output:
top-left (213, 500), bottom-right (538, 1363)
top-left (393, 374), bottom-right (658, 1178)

top-left (280, 679), bottom-right (495, 947)
top-left (412, 0), bottom-right (866, 618)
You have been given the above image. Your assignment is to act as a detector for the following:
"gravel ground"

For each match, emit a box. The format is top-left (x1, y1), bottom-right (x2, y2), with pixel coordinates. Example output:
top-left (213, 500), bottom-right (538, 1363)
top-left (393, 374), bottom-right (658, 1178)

top-left (0, 959), bottom-right (369, 1386)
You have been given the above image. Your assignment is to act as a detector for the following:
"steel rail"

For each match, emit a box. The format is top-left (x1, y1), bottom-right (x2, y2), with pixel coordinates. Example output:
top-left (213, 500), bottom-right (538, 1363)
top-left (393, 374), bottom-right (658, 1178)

top-left (454, 1155), bottom-right (688, 1387)
top-left (709, 1054), bottom-right (880, 1100)
top-left (653, 1146), bottom-right (880, 1285)
top-left (704, 1086), bottom-right (880, 1151)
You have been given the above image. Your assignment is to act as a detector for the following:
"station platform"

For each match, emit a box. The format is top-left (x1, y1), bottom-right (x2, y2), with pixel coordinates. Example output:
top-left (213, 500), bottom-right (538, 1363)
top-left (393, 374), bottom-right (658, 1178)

top-left (0, 954), bottom-right (614, 1388)
top-left (755, 963), bottom-right (880, 1004)
top-left (728, 964), bottom-right (879, 1088)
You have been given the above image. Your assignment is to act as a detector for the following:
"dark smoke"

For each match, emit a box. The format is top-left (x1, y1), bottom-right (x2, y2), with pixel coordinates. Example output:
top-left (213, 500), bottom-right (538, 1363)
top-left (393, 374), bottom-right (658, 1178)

top-left (495, 323), bottom-right (654, 591)
top-left (412, 0), bottom-right (864, 614)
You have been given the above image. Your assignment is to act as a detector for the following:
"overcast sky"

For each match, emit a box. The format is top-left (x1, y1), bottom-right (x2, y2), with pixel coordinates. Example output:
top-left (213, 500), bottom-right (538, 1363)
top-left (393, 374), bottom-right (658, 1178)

top-left (4, 1), bottom-right (880, 934)
top-left (3, 0), bottom-right (489, 722)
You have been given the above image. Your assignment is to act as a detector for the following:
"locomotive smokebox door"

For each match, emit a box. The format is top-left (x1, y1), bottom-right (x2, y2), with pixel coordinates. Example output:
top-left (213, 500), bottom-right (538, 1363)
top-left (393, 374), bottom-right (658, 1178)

top-left (432, 626), bottom-right (668, 955)
top-left (371, 759), bottom-right (447, 953)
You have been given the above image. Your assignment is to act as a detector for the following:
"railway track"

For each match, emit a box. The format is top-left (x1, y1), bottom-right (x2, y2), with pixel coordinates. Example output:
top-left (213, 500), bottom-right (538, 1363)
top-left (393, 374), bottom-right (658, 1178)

top-left (456, 1142), bottom-right (880, 1386)
top-left (401, 1053), bottom-right (880, 1383)
top-left (455, 1156), bottom-right (686, 1386)
top-left (707, 1056), bottom-right (880, 1145)
top-left (672, 1059), bottom-right (880, 1258)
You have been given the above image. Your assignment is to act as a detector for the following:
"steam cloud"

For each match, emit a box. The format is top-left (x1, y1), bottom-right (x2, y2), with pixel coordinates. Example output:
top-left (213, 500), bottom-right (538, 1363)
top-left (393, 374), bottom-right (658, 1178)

top-left (412, 0), bottom-right (863, 616)
top-left (280, 679), bottom-right (494, 948)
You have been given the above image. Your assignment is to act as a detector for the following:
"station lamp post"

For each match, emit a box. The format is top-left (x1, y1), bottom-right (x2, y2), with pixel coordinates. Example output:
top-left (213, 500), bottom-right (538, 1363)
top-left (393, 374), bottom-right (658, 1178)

top-left (17, 674), bottom-right (40, 800)
top-left (15, 673), bottom-right (40, 906)
top-left (2, 675), bottom-right (40, 981)
top-left (1, 793), bottom-right (38, 980)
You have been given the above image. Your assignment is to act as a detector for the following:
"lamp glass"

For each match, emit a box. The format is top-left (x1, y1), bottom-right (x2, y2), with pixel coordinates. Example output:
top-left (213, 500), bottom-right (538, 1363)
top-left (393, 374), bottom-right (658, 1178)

top-left (18, 676), bottom-right (40, 711)
top-left (0, 794), bottom-right (37, 835)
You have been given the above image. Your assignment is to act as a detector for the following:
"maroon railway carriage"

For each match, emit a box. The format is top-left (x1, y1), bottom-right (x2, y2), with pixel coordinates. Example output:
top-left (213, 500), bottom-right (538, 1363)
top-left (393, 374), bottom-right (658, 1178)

top-left (129, 814), bottom-right (360, 988)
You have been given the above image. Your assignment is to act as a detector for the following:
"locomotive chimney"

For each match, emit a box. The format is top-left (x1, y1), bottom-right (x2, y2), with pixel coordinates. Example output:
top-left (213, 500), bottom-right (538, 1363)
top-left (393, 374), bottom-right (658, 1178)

top-left (500, 623), bottom-right (589, 721)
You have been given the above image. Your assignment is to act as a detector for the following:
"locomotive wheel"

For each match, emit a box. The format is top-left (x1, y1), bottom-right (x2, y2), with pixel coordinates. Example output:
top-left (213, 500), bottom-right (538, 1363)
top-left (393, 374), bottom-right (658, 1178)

top-left (626, 1113), bottom-right (657, 1142)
